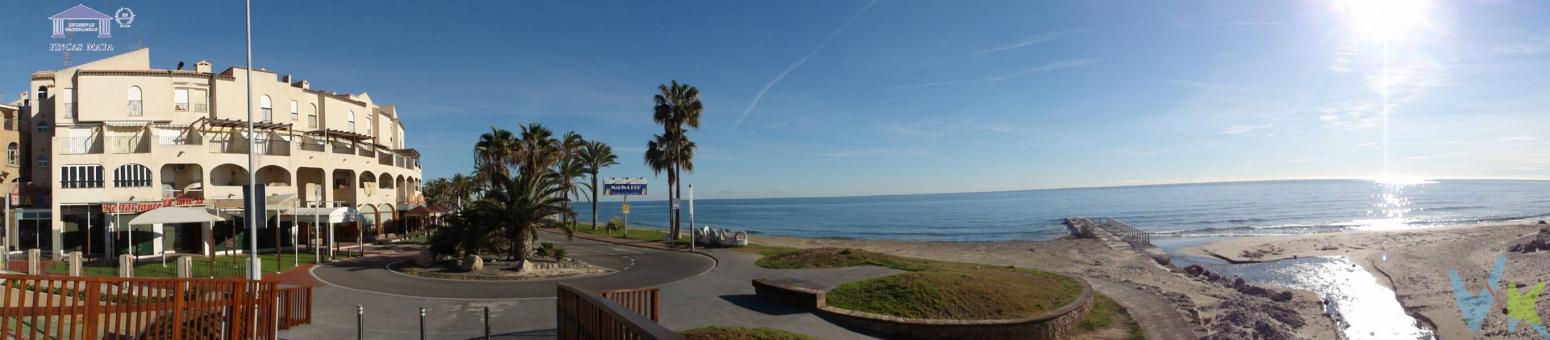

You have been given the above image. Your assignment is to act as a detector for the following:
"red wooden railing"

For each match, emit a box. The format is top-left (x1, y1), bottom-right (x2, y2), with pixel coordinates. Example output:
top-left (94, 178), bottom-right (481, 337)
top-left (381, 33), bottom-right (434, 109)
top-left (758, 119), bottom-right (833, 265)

top-left (0, 274), bottom-right (313, 340)
top-left (599, 287), bottom-right (660, 321)
top-left (557, 283), bottom-right (680, 340)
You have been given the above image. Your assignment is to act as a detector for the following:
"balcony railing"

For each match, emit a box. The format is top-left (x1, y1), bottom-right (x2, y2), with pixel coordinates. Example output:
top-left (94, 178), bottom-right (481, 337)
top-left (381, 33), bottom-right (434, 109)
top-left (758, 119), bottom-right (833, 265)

top-left (258, 139), bottom-right (291, 156)
top-left (357, 145), bottom-right (374, 157)
top-left (128, 101), bottom-right (143, 116)
top-left (108, 136), bottom-right (150, 154)
top-left (300, 140), bottom-right (325, 152)
top-left (331, 141), bottom-right (353, 155)
top-left (159, 134), bottom-right (203, 145)
top-left (61, 137), bottom-right (102, 154)
top-left (210, 139), bottom-right (249, 154)
top-left (378, 152), bottom-right (393, 165)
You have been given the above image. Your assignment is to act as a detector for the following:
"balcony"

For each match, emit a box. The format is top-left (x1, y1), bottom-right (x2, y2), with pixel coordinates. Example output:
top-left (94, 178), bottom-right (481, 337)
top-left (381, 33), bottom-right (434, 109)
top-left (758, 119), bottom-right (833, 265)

top-left (61, 137), bottom-right (102, 155)
top-left (378, 152), bottom-right (393, 166)
top-left (158, 134), bottom-right (203, 146)
top-left (331, 141), bottom-right (353, 155)
top-left (258, 139), bottom-right (291, 156)
top-left (209, 139), bottom-right (249, 154)
top-left (108, 136), bottom-right (150, 154)
top-left (128, 101), bottom-right (143, 116)
top-left (300, 140), bottom-right (325, 152)
top-left (357, 145), bottom-right (374, 157)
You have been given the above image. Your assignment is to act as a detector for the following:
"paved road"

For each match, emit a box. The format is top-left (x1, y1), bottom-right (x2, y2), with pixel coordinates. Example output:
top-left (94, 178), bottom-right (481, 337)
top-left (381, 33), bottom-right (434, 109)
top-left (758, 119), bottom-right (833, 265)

top-left (309, 233), bottom-right (715, 299)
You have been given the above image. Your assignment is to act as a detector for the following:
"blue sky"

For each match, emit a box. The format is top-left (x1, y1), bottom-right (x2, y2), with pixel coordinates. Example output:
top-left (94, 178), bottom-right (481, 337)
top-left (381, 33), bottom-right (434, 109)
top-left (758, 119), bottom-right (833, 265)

top-left (4, 0), bottom-right (1550, 199)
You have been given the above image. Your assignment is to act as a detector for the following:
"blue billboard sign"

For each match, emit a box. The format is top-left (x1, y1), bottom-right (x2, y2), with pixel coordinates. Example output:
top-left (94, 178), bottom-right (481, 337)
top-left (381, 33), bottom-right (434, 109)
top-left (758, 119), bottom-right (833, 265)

top-left (604, 178), bottom-right (648, 196)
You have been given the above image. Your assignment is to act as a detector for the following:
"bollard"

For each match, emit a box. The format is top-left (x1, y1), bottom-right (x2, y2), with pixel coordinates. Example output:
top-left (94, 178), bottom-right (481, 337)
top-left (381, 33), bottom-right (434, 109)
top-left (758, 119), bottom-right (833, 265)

top-left (177, 256), bottom-right (193, 278)
top-left (68, 251), bottom-right (82, 276)
top-left (419, 307), bottom-right (426, 340)
top-left (484, 306), bottom-right (490, 340)
top-left (27, 249), bottom-right (40, 275)
top-left (356, 305), bottom-right (364, 340)
top-left (118, 254), bottom-right (134, 278)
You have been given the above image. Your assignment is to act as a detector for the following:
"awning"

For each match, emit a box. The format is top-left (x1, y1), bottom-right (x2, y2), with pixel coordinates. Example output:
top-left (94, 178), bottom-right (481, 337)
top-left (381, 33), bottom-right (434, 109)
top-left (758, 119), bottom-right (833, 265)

top-left (398, 204), bottom-right (430, 217)
top-left (282, 207), bottom-right (359, 224)
top-left (128, 207), bottom-right (226, 225)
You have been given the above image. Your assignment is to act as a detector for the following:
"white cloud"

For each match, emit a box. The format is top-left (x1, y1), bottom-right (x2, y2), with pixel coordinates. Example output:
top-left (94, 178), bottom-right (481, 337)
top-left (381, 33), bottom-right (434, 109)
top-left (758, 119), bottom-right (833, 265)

top-left (881, 79), bottom-right (972, 90)
top-left (735, 0), bottom-right (877, 130)
top-left (1220, 124), bottom-right (1271, 135)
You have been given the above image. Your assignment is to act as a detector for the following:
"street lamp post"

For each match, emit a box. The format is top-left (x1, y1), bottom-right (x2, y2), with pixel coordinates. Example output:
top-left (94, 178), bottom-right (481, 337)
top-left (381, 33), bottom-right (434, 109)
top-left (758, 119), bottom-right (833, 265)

top-left (244, 0), bottom-right (261, 280)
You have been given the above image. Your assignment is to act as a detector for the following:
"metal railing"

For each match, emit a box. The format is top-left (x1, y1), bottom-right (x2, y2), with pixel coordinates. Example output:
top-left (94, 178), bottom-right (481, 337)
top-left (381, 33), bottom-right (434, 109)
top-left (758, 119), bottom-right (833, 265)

top-left (210, 139), bottom-right (249, 154)
top-left (0, 274), bottom-right (313, 340)
top-left (331, 142), bottom-right (353, 155)
top-left (258, 140), bottom-right (291, 156)
top-left (378, 152), bottom-right (393, 165)
top-left (556, 283), bottom-right (679, 340)
top-left (128, 101), bottom-right (143, 116)
top-left (60, 137), bottom-right (102, 155)
top-left (108, 136), bottom-right (150, 154)
top-left (1094, 217), bottom-right (1152, 250)
top-left (299, 140), bottom-right (325, 152)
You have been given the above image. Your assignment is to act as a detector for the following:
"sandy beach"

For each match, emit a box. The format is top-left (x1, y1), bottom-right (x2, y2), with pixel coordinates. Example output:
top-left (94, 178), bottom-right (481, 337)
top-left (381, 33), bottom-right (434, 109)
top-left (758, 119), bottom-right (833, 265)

top-left (1178, 222), bottom-right (1550, 339)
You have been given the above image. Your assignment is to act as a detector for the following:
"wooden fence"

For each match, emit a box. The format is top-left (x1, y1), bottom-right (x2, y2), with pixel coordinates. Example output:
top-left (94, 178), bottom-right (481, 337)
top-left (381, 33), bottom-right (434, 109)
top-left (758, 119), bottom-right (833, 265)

top-left (599, 287), bottom-right (660, 321)
top-left (0, 274), bottom-right (313, 340)
top-left (557, 283), bottom-right (681, 340)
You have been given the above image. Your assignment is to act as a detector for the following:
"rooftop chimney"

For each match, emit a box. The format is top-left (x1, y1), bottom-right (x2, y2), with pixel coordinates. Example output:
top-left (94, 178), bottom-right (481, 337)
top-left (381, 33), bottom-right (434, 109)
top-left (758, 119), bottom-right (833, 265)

top-left (282, 75), bottom-right (293, 83)
top-left (195, 60), bottom-right (212, 73)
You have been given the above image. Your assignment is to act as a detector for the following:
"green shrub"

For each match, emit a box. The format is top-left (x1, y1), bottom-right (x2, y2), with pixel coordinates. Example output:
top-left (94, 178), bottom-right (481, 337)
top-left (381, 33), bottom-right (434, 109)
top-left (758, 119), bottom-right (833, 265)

top-left (553, 247), bottom-right (568, 261)
top-left (606, 217), bottom-right (625, 230)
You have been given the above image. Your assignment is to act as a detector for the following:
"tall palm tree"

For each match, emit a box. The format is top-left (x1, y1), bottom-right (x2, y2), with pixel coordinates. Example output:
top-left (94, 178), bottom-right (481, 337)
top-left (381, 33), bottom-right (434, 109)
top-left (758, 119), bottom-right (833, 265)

top-left (474, 128), bottom-right (519, 185)
top-left (578, 141), bottom-right (618, 230)
top-left (449, 173), bottom-right (477, 209)
top-left (517, 123), bottom-right (561, 178)
top-left (553, 158), bottom-right (589, 228)
top-left (644, 134), bottom-right (674, 236)
top-left (653, 81), bottom-right (704, 239)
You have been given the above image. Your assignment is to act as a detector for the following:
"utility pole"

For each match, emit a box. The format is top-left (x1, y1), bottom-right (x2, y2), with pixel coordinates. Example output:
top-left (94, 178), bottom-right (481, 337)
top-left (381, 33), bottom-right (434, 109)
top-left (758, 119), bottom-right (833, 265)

top-left (244, 0), bottom-right (261, 280)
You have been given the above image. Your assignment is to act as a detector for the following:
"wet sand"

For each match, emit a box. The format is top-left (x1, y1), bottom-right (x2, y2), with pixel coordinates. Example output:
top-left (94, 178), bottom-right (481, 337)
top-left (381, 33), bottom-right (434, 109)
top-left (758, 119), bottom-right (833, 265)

top-left (1177, 222), bottom-right (1550, 339)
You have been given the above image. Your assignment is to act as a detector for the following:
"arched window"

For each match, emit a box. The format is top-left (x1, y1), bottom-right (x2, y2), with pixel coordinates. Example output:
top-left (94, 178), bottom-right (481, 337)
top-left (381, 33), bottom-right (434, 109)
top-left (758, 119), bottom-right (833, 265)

top-left (307, 104), bottom-right (318, 128)
top-left (127, 86), bottom-right (143, 116)
top-left (6, 143), bottom-right (16, 166)
top-left (260, 95), bottom-right (273, 122)
top-left (290, 100), bottom-right (299, 121)
top-left (113, 163), bottom-right (152, 187)
top-left (37, 86), bottom-right (48, 101)
top-left (347, 110), bottom-right (356, 132)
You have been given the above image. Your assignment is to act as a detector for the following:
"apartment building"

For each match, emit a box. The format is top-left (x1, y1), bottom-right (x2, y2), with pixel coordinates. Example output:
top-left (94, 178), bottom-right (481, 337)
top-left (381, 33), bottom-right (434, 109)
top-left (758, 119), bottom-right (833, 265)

top-left (18, 48), bottom-right (425, 258)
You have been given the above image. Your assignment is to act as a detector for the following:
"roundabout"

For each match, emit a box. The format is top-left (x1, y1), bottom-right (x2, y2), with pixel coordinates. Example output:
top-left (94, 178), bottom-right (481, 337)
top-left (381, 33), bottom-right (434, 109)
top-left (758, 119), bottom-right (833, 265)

top-left (308, 232), bottom-right (716, 299)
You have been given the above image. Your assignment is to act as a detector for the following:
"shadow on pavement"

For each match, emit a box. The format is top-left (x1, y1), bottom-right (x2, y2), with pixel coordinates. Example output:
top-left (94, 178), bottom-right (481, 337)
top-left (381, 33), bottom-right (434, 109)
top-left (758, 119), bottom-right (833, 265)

top-left (469, 328), bottom-right (558, 339)
top-left (719, 294), bottom-right (809, 316)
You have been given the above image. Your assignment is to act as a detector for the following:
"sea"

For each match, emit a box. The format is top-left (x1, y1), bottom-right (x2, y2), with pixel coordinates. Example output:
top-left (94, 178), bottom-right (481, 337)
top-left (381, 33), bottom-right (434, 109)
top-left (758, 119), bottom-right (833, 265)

top-left (576, 179), bottom-right (1550, 241)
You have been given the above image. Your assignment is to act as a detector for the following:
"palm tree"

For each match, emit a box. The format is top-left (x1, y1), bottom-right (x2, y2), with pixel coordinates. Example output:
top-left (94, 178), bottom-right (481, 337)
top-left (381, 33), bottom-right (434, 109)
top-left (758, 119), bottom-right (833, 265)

top-left (578, 141), bottom-right (618, 230)
top-left (644, 134), bottom-right (674, 236)
top-left (474, 128), bottom-right (519, 185)
top-left (552, 158), bottom-right (589, 228)
top-left (517, 123), bottom-right (561, 178)
top-left (474, 167), bottom-right (572, 263)
top-left (449, 173), bottom-right (477, 209)
top-left (652, 81), bottom-right (704, 239)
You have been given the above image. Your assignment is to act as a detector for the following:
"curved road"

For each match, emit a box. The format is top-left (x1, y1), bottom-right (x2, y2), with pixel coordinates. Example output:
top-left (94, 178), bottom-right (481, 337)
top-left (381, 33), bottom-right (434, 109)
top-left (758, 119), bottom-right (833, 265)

top-left (310, 233), bottom-right (715, 299)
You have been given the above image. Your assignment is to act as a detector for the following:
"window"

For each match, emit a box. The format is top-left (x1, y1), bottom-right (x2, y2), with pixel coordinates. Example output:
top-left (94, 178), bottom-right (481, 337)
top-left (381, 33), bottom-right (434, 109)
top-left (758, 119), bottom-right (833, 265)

top-left (35, 159), bottom-right (48, 168)
top-left (61, 89), bottom-right (74, 119)
top-left (260, 95), bottom-right (273, 122)
top-left (113, 164), bottom-right (152, 187)
top-left (60, 164), bottom-right (103, 189)
top-left (366, 113), bottom-right (373, 135)
top-left (346, 110), bottom-right (356, 132)
top-left (307, 104), bottom-right (318, 128)
top-left (6, 143), bottom-right (16, 166)
top-left (290, 100), bottom-right (299, 121)
top-left (174, 89), bottom-right (190, 111)
top-left (191, 89), bottom-right (208, 112)
top-left (36, 121), bottom-right (49, 133)
top-left (127, 86), bottom-right (143, 116)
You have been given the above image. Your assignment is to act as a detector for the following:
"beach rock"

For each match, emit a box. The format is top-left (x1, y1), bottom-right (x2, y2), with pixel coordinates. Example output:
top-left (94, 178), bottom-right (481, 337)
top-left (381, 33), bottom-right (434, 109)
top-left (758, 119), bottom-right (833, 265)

top-left (415, 249), bottom-right (436, 267)
top-left (1184, 264), bottom-right (1206, 277)
top-left (460, 255), bottom-right (483, 271)
top-left (1507, 228), bottom-right (1550, 253)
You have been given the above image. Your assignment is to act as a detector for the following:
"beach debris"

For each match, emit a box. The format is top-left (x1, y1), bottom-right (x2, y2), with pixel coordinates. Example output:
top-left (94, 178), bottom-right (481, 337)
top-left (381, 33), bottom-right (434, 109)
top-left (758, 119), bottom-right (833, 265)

top-left (1506, 228), bottom-right (1550, 253)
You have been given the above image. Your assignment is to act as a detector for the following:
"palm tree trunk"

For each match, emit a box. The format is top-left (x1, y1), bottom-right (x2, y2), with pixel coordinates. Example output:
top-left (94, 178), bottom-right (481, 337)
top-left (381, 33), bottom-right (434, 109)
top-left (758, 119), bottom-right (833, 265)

top-left (673, 163), bottom-right (683, 240)
top-left (665, 168), bottom-right (675, 239)
top-left (590, 173), bottom-right (600, 230)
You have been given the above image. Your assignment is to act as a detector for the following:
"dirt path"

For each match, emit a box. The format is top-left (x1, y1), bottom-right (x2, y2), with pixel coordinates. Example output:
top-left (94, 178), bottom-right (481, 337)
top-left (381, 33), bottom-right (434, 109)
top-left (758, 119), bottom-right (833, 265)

top-left (1087, 278), bottom-right (1199, 340)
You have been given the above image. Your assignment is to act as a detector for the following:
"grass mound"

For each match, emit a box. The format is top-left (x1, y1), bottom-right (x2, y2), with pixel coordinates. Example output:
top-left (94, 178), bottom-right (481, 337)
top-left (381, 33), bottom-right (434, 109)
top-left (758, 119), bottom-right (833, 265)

top-left (754, 247), bottom-right (934, 271)
top-left (1075, 293), bottom-right (1146, 340)
top-left (826, 265), bottom-right (1083, 319)
top-left (679, 326), bottom-right (814, 340)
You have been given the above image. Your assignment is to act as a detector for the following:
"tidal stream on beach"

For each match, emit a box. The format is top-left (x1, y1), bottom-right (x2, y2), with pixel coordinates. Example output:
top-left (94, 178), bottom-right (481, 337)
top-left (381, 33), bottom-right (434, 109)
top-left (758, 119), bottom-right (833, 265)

top-left (1163, 240), bottom-right (1435, 340)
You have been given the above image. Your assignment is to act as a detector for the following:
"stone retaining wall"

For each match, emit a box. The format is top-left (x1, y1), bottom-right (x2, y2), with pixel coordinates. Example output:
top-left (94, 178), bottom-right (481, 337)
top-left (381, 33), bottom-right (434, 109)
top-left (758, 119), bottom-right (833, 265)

top-left (754, 276), bottom-right (1093, 340)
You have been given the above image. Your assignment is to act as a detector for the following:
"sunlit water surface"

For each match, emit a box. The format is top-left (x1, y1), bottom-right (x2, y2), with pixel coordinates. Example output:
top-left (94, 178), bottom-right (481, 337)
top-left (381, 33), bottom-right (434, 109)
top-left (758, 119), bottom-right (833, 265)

top-left (1205, 256), bottom-right (1434, 340)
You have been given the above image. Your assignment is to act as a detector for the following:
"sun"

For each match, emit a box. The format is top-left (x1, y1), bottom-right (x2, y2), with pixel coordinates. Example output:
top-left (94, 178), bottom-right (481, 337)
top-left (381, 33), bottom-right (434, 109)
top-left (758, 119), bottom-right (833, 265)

top-left (1336, 0), bottom-right (1433, 43)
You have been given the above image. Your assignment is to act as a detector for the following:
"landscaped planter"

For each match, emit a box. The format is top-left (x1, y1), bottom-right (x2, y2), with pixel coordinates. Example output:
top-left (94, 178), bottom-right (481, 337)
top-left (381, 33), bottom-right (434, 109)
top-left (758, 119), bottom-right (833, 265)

top-left (755, 276), bottom-right (1093, 340)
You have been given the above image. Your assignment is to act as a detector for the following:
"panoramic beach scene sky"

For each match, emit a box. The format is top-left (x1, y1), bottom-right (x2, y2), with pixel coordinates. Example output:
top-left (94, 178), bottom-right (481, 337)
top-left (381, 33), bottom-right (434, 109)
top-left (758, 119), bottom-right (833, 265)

top-left (5, 0), bottom-right (1550, 199)
top-left (5, 1), bottom-right (1550, 339)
